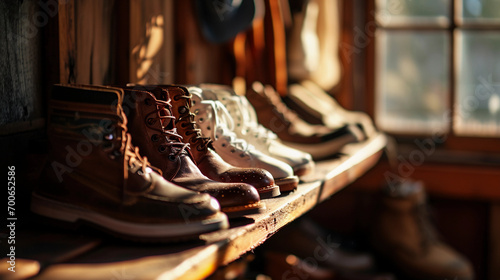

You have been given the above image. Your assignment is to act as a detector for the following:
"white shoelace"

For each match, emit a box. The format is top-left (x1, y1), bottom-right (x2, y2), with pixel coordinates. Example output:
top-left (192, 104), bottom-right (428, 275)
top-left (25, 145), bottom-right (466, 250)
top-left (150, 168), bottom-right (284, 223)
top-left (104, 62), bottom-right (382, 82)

top-left (196, 99), bottom-right (253, 154)
top-left (222, 96), bottom-right (277, 145)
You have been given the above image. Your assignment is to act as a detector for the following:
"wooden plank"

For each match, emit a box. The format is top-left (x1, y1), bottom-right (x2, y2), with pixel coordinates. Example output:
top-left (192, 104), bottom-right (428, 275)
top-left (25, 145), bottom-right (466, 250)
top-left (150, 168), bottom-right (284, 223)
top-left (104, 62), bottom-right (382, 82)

top-left (32, 133), bottom-right (386, 280)
top-left (58, 0), bottom-right (76, 84)
top-left (0, 0), bottom-right (44, 128)
top-left (58, 0), bottom-right (115, 85)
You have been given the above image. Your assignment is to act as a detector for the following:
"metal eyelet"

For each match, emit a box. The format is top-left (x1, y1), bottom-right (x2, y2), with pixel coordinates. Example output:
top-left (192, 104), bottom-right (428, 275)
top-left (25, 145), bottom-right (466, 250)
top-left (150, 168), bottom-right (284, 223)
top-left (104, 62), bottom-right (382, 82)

top-left (158, 145), bottom-right (167, 153)
top-left (147, 118), bottom-right (156, 125)
top-left (222, 143), bottom-right (226, 147)
top-left (168, 155), bottom-right (176, 161)
top-left (151, 134), bottom-right (160, 142)
top-left (178, 106), bottom-right (188, 114)
top-left (231, 149), bottom-right (236, 153)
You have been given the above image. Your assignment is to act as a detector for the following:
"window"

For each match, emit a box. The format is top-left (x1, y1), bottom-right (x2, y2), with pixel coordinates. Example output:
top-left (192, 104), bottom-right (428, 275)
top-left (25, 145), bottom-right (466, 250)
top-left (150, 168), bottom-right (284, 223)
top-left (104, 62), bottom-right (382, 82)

top-left (374, 0), bottom-right (500, 138)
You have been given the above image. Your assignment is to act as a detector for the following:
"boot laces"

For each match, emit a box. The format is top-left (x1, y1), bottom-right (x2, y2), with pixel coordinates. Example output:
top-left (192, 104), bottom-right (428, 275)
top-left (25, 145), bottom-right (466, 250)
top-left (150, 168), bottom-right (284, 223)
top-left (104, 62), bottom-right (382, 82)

top-left (198, 100), bottom-right (252, 156)
top-left (173, 94), bottom-right (212, 151)
top-left (114, 108), bottom-right (161, 199)
top-left (223, 96), bottom-right (277, 144)
top-left (146, 98), bottom-right (189, 157)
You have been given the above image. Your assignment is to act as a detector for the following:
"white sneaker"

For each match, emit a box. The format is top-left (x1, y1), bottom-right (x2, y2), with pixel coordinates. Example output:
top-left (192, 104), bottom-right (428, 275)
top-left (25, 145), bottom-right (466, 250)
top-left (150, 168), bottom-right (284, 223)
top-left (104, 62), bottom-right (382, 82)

top-left (200, 84), bottom-right (315, 177)
top-left (188, 86), bottom-right (299, 192)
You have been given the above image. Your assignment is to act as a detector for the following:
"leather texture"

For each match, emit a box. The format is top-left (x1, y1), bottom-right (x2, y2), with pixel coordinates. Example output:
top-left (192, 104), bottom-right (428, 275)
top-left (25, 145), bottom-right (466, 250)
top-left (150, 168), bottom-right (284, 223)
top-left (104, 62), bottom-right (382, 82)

top-left (287, 81), bottom-right (377, 138)
top-left (159, 85), bottom-right (281, 198)
top-left (199, 83), bottom-right (315, 177)
top-left (188, 86), bottom-right (298, 192)
top-left (33, 84), bottom-right (226, 239)
top-left (121, 86), bottom-right (263, 211)
top-left (246, 82), bottom-right (364, 160)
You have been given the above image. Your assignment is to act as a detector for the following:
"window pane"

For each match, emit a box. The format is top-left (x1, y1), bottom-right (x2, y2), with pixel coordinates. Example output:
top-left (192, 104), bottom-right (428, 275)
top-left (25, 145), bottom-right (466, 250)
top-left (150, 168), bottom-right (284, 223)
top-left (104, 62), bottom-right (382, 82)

top-left (454, 31), bottom-right (500, 137)
top-left (376, 31), bottom-right (450, 134)
top-left (459, 0), bottom-right (500, 25)
top-left (376, 0), bottom-right (450, 27)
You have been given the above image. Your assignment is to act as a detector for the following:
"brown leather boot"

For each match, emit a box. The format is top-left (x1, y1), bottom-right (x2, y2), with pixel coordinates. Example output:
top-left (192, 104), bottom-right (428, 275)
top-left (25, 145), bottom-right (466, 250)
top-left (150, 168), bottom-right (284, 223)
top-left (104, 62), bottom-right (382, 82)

top-left (371, 181), bottom-right (474, 280)
top-left (120, 87), bottom-right (264, 215)
top-left (127, 85), bottom-right (281, 198)
top-left (31, 84), bottom-right (228, 241)
top-left (165, 85), bottom-right (284, 196)
top-left (246, 82), bottom-right (364, 160)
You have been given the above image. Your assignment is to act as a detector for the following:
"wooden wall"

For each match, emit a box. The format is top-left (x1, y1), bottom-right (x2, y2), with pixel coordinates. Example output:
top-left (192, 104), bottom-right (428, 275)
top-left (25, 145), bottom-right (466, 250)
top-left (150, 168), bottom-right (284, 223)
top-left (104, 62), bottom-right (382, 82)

top-left (0, 0), bottom-right (44, 134)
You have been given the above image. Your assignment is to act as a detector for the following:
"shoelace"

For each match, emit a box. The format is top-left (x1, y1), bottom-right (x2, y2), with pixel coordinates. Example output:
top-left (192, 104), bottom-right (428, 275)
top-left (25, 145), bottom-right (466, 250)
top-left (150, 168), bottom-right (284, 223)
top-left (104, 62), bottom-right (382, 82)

top-left (223, 96), bottom-right (277, 144)
top-left (144, 98), bottom-right (189, 157)
top-left (114, 108), bottom-right (161, 200)
top-left (199, 100), bottom-right (251, 155)
top-left (172, 94), bottom-right (212, 151)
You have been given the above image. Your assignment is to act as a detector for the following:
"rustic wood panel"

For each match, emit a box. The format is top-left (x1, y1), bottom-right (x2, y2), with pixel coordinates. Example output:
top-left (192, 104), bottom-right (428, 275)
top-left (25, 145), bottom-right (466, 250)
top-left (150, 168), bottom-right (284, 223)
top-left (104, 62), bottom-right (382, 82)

top-left (0, 0), bottom-right (44, 131)
top-left (128, 0), bottom-right (175, 85)
top-left (58, 0), bottom-right (115, 85)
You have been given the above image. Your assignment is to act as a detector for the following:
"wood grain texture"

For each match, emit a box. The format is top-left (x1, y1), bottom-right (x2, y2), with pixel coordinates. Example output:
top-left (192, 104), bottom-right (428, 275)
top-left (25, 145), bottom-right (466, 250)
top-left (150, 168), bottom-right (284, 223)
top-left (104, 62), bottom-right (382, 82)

top-left (58, 0), bottom-right (115, 85)
top-left (32, 133), bottom-right (386, 280)
top-left (0, 0), bottom-right (43, 127)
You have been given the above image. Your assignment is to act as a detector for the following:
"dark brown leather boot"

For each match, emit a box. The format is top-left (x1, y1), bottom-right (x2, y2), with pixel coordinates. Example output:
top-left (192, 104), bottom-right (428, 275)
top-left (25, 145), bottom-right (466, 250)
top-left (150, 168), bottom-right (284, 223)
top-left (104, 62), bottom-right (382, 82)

top-left (371, 181), bottom-right (474, 280)
top-left (120, 87), bottom-right (264, 214)
top-left (31, 84), bottom-right (228, 241)
top-left (246, 82), bottom-right (365, 160)
top-left (162, 85), bottom-right (282, 197)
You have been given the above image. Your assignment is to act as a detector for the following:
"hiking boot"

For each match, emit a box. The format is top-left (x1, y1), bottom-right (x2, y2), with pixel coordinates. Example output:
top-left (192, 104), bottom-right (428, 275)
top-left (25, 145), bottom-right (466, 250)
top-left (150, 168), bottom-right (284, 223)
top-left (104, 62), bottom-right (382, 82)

top-left (150, 85), bottom-right (281, 198)
top-left (120, 86), bottom-right (263, 215)
top-left (371, 181), bottom-right (474, 280)
top-left (31, 84), bottom-right (228, 241)
top-left (246, 82), bottom-right (364, 160)
top-left (188, 86), bottom-right (299, 192)
top-left (199, 83), bottom-right (315, 177)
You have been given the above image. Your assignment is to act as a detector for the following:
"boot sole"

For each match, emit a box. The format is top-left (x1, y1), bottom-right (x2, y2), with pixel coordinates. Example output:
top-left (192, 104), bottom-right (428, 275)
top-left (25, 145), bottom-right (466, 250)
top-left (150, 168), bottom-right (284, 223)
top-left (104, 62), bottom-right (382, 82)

top-left (30, 193), bottom-right (228, 241)
top-left (222, 201), bottom-right (266, 218)
top-left (257, 184), bottom-right (281, 199)
top-left (275, 176), bottom-right (299, 192)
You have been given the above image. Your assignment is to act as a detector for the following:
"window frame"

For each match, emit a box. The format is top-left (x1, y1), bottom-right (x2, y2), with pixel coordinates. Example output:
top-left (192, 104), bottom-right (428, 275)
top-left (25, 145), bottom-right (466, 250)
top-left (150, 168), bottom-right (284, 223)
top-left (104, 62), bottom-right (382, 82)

top-left (361, 0), bottom-right (500, 155)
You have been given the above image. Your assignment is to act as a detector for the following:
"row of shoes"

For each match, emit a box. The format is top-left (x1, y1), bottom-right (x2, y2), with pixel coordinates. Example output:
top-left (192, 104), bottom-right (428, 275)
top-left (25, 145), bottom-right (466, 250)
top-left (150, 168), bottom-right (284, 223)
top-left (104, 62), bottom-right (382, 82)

top-left (31, 82), bottom-right (374, 241)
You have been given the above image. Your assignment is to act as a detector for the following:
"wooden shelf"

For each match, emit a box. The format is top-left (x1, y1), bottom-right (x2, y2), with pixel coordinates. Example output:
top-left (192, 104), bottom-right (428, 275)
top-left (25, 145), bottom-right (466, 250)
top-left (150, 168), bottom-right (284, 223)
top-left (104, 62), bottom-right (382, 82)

top-left (12, 133), bottom-right (386, 280)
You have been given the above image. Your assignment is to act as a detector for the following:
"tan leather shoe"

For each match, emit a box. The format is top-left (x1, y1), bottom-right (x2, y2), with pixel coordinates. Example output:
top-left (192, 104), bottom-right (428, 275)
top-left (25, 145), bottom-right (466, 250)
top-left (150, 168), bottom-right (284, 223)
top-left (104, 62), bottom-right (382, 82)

top-left (120, 87), bottom-right (264, 215)
top-left (31, 85), bottom-right (228, 241)
top-left (371, 181), bottom-right (474, 280)
top-left (246, 82), bottom-right (364, 160)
